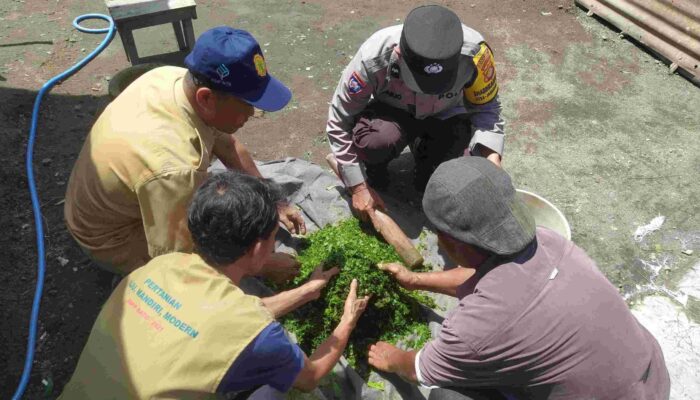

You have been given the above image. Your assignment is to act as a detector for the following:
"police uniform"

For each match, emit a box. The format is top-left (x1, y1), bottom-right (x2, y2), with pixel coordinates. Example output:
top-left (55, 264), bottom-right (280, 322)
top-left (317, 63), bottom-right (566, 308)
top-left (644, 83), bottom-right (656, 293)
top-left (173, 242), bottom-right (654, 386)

top-left (327, 11), bottom-right (504, 189)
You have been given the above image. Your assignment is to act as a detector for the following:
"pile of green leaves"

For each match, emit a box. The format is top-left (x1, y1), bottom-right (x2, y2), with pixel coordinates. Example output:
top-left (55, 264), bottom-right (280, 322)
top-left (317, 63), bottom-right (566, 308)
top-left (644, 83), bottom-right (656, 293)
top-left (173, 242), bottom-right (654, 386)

top-left (280, 218), bottom-right (433, 376)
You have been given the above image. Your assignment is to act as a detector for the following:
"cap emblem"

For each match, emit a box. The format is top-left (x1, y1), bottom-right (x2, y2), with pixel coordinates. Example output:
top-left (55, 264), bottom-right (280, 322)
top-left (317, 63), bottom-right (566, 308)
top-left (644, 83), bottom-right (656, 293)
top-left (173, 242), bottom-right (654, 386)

top-left (424, 63), bottom-right (444, 74)
top-left (216, 64), bottom-right (230, 80)
top-left (253, 54), bottom-right (267, 77)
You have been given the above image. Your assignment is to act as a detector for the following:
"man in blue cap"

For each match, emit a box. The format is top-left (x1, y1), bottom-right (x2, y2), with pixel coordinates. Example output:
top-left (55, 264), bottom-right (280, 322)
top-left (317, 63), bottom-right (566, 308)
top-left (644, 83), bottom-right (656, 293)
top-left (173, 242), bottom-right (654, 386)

top-left (65, 27), bottom-right (305, 285)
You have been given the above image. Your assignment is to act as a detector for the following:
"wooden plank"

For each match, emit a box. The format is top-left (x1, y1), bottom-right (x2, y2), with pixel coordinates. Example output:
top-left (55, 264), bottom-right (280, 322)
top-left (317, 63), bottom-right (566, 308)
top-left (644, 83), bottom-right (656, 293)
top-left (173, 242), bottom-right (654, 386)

top-left (117, 7), bottom-right (195, 30)
top-left (137, 49), bottom-right (189, 66)
top-left (117, 26), bottom-right (140, 64)
top-left (172, 21), bottom-right (186, 50)
top-left (106, 0), bottom-right (196, 21)
top-left (181, 18), bottom-right (195, 50)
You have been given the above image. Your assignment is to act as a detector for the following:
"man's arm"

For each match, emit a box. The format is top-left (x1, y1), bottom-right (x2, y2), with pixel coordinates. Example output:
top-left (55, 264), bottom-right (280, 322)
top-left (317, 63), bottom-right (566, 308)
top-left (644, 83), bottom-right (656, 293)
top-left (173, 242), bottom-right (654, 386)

top-left (294, 279), bottom-right (369, 391)
top-left (261, 266), bottom-right (339, 318)
top-left (463, 42), bottom-right (505, 167)
top-left (326, 49), bottom-right (375, 188)
top-left (135, 169), bottom-right (204, 258)
top-left (212, 134), bottom-right (306, 234)
top-left (378, 263), bottom-right (475, 297)
top-left (217, 322), bottom-right (305, 395)
top-left (212, 133), bottom-right (263, 177)
top-left (293, 320), bottom-right (354, 392)
top-left (327, 51), bottom-right (387, 218)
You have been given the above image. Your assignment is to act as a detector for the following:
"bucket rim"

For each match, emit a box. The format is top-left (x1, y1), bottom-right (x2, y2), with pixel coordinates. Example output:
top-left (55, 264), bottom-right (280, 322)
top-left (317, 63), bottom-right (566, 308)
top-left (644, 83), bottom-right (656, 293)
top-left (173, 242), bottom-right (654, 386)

top-left (516, 189), bottom-right (572, 240)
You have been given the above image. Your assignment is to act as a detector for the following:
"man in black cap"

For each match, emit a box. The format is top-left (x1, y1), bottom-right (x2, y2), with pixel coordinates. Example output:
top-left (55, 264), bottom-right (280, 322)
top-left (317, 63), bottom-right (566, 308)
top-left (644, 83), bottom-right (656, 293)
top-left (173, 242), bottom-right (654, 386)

top-left (367, 157), bottom-right (670, 400)
top-left (326, 5), bottom-right (504, 219)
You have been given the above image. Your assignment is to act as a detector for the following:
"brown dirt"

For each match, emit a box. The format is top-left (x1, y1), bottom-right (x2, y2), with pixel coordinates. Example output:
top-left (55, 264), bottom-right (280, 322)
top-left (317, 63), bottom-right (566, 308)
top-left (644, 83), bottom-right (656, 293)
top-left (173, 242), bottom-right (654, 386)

top-left (578, 54), bottom-right (641, 93)
top-left (515, 99), bottom-right (556, 154)
top-left (238, 76), bottom-right (332, 166)
top-left (306, 0), bottom-right (591, 65)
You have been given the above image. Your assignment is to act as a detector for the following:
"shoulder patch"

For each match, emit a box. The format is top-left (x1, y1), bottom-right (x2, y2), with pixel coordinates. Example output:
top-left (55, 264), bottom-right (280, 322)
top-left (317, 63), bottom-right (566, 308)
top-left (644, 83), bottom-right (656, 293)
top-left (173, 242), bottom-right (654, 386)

top-left (464, 42), bottom-right (499, 105)
top-left (348, 72), bottom-right (367, 95)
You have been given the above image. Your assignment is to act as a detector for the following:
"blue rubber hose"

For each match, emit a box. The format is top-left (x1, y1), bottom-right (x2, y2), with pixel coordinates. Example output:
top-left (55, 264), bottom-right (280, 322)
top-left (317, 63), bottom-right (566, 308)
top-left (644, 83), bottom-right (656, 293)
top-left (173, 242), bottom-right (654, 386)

top-left (12, 14), bottom-right (115, 400)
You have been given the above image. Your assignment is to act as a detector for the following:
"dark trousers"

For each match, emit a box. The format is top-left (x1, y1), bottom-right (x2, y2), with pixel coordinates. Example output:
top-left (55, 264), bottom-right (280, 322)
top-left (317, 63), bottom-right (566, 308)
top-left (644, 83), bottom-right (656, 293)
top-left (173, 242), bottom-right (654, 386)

top-left (351, 102), bottom-right (473, 172)
top-left (429, 387), bottom-right (508, 400)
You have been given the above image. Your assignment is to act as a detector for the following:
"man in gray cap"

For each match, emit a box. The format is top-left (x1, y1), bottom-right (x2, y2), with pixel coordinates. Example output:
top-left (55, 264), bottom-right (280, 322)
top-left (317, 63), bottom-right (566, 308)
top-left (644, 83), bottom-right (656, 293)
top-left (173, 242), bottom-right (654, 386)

top-left (368, 157), bottom-right (670, 400)
top-left (326, 4), bottom-right (504, 219)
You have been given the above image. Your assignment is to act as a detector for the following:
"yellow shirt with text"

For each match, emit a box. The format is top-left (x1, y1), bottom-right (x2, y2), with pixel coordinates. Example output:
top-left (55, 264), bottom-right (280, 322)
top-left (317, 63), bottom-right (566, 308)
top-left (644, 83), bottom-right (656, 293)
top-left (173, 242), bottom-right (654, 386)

top-left (59, 253), bottom-right (273, 399)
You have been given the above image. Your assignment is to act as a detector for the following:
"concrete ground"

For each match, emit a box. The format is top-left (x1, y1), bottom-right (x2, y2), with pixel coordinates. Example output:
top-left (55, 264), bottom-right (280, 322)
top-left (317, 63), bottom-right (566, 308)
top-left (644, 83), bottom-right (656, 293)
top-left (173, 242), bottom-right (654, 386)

top-left (0, 0), bottom-right (698, 398)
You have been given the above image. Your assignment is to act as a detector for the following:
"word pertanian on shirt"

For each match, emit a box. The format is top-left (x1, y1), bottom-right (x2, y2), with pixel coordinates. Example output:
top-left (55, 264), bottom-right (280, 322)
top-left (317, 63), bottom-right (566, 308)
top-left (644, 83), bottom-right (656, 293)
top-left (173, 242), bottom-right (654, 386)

top-left (127, 280), bottom-right (199, 338)
top-left (144, 277), bottom-right (183, 310)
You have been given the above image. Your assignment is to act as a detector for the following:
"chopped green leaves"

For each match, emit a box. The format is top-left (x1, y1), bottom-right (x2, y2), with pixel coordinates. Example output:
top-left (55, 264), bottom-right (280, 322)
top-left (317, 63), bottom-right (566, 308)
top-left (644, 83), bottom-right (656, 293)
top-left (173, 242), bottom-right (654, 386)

top-left (280, 219), bottom-right (433, 377)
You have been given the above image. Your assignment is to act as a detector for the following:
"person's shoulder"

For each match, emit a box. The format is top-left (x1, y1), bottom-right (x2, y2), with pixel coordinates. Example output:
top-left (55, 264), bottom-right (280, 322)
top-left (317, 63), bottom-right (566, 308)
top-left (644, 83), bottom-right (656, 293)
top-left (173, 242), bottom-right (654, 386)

top-left (141, 252), bottom-right (201, 271)
top-left (459, 24), bottom-right (487, 56)
top-left (135, 65), bottom-right (187, 84)
top-left (97, 66), bottom-right (188, 132)
top-left (355, 25), bottom-right (401, 75)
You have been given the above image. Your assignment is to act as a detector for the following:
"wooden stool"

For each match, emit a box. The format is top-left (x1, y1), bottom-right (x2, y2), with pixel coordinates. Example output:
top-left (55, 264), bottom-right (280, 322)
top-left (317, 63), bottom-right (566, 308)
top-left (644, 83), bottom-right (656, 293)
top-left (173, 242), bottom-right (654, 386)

top-left (106, 0), bottom-right (197, 65)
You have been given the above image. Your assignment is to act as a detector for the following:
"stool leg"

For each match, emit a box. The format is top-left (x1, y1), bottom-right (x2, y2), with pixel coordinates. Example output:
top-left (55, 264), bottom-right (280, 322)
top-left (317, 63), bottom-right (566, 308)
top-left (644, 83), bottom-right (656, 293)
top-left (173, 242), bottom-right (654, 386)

top-left (172, 21), bottom-right (186, 51)
top-left (182, 18), bottom-right (196, 51)
top-left (119, 27), bottom-right (140, 65)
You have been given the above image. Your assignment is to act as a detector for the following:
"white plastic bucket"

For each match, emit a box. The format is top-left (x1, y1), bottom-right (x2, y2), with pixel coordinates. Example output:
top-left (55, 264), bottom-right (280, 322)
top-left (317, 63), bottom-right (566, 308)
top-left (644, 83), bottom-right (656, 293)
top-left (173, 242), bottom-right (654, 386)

top-left (516, 189), bottom-right (572, 240)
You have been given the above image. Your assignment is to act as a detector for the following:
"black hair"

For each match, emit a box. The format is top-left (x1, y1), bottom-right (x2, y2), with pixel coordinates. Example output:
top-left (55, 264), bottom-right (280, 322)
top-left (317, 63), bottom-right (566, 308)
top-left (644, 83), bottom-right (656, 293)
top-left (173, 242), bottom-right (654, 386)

top-left (187, 171), bottom-right (284, 267)
top-left (186, 71), bottom-right (227, 97)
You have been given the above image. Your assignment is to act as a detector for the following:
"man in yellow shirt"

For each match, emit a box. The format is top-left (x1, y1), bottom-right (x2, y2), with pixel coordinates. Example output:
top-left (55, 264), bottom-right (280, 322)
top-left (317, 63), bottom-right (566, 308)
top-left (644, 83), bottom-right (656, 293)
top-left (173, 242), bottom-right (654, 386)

top-left (60, 171), bottom-right (369, 399)
top-left (65, 26), bottom-right (304, 275)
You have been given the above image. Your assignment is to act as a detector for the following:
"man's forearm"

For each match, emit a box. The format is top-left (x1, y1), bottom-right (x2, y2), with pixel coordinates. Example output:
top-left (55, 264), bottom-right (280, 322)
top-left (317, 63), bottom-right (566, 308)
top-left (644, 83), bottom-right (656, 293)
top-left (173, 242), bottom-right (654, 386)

top-left (412, 267), bottom-right (475, 297)
top-left (394, 350), bottom-right (419, 383)
top-left (213, 134), bottom-right (263, 178)
top-left (261, 283), bottom-right (316, 318)
top-left (307, 320), bottom-right (353, 380)
top-left (293, 319), bottom-right (354, 392)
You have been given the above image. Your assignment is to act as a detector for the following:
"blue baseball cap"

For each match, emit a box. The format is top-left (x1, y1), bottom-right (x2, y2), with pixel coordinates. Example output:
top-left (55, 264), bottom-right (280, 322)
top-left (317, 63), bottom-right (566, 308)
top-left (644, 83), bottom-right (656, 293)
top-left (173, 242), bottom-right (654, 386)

top-left (185, 26), bottom-right (291, 112)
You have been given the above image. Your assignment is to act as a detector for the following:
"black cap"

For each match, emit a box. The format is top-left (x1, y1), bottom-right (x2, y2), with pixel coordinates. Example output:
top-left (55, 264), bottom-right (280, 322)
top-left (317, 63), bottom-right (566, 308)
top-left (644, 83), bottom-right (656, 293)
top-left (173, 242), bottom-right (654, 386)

top-left (399, 5), bottom-right (463, 95)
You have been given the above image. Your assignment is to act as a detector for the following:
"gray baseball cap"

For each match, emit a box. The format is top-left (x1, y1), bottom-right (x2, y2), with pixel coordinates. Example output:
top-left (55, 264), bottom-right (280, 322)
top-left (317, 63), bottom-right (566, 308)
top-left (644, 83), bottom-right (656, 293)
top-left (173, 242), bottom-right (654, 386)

top-left (422, 157), bottom-right (536, 255)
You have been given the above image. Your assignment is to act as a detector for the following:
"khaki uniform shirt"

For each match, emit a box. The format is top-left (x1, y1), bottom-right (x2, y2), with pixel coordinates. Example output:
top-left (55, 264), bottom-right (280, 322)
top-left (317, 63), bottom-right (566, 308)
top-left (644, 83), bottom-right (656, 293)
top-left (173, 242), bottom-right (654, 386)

top-left (64, 66), bottom-right (219, 274)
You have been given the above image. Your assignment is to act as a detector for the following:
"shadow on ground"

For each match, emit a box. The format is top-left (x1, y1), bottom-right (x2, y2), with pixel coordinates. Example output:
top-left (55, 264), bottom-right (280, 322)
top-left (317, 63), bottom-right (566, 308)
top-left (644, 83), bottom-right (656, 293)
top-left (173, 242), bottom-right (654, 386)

top-left (0, 86), bottom-right (117, 399)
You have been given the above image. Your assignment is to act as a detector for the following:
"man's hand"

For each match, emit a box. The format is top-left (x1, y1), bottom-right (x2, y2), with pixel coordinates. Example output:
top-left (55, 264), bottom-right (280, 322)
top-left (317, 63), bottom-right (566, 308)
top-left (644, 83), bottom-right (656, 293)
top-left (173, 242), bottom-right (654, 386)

top-left (378, 263), bottom-right (418, 290)
top-left (260, 252), bottom-right (301, 284)
top-left (350, 182), bottom-right (386, 221)
top-left (278, 203), bottom-right (306, 235)
top-left (368, 341), bottom-right (406, 374)
top-left (306, 265), bottom-right (340, 300)
top-left (340, 279), bottom-right (370, 328)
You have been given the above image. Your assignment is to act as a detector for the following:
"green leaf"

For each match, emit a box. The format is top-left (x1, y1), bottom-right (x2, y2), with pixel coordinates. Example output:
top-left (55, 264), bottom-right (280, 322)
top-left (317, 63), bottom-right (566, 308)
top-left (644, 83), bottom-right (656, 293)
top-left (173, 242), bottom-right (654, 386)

top-left (279, 219), bottom-right (433, 378)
